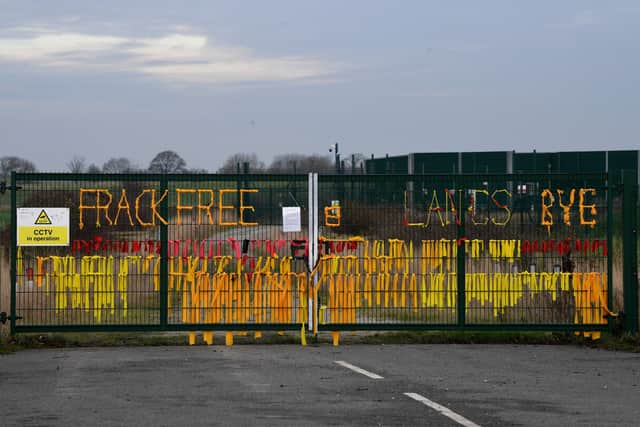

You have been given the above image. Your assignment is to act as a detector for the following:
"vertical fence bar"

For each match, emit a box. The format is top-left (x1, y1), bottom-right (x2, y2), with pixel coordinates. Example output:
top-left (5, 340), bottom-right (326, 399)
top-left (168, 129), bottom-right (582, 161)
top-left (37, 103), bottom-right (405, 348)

top-left (622, 170), bottom-right (638, 333)
top-left (159, 175), bottom-right (169, 327)
top-left (10, 171), bottom-right (17, 335)
top-left (456, 180), bottom-right (466, 328)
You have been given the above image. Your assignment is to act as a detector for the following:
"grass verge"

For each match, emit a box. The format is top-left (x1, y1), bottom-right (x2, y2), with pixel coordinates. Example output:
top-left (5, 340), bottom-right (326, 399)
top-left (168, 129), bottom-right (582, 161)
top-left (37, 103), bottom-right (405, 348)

top-left (354, 330), bottom-right (640, 352)
top-left (1, 331), bottom-right (638, 354)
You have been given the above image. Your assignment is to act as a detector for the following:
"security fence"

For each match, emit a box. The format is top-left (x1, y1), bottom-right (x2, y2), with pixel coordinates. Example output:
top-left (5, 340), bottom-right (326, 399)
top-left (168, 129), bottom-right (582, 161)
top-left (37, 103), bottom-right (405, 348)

top-left (4, 171), bottom-right (638, 335)
top-left (8, 173), bottom-right (310, 332)
top-left (314, 174), bottom-right (616, 337)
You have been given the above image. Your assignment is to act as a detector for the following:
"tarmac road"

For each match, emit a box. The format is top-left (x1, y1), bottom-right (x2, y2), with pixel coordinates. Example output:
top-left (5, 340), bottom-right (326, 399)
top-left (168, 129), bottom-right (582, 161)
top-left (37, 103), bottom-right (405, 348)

top-left (1, 344), bottom-right (639, 426)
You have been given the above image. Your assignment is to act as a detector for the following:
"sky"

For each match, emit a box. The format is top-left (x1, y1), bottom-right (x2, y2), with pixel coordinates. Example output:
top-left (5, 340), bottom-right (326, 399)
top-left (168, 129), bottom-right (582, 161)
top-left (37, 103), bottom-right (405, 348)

top-left (1, 1), bottom-right (638, 172)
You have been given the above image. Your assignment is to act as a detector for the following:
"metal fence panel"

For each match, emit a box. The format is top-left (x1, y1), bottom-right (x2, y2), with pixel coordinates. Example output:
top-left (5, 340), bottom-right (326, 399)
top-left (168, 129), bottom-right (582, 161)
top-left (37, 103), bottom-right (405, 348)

top-left (8, 172), bottom-right (618, 334)
top-left (164, 174), bottom-right (310, 330)
top-left (314, 173), bottom-right (613, 333)
top-left (11, 173), bottom-right (310, 332)
top-left (12, 174), bottom-right (163, 331)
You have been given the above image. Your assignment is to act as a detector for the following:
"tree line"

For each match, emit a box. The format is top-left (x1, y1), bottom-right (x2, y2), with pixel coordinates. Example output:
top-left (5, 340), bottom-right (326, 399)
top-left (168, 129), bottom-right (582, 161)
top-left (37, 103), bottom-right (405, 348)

top-left (1, 150), bottom-right (367, 179)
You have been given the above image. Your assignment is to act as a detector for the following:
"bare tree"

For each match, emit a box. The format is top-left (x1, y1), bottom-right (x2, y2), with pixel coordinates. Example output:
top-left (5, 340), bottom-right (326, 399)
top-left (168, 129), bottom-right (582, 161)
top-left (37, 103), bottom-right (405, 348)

top-left (0, 156), bottom-right (37, 179)
top-left (217, 153), bottom-right (265, 173)
top-left (86, 164), bottom-right (102, 173)
top-left (66, 156), bottom-right (86, 173)
top-left (148, 150), bottom-right (187, 173)
top-left (268, 153), bottom-right (333, 174)
top-left (103, 157), bottom-right (138, 173)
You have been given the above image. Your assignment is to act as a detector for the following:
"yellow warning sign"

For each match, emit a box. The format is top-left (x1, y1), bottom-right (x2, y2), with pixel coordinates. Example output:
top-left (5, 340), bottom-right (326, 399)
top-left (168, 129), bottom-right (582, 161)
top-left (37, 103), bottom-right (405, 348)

top-left (18, 226), bottom-right (69, 246)
top-left (17, 208), bottom-right (70, 246)
top-left (35, 209), bottom-right (52, 225)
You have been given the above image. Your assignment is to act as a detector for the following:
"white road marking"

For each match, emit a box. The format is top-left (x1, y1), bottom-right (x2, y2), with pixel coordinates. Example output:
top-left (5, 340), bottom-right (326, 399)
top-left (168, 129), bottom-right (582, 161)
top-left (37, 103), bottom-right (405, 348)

top-left (334, 360), bottom-right (384, 379)
top-left (404, 392), bottom-right (481, 427)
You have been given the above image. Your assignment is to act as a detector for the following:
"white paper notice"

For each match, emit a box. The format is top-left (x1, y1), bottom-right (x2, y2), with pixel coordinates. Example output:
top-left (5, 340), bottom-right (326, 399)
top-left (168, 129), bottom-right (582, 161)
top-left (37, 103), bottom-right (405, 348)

top-left (282, 207), bottom-right (301, 232)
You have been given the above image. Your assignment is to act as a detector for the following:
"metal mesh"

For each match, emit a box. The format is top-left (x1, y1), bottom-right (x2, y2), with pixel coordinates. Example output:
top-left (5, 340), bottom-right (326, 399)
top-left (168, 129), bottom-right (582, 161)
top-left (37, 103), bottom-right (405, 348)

top-left (14, 175), bottom-right (161, 328)
top-left (165, 175), bottom-right (309, 328)
top-left (10, 172), bottom-right (613, 333)
top-left (12, 173), bottom-right (310, 331)
top-left (315, 174), bottom-right (611, 331)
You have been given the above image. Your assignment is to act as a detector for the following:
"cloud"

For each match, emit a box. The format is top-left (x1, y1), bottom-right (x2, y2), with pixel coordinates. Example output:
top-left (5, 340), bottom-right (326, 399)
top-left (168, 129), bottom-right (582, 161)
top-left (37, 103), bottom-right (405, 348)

top-left (572, 10), bottom-right (600, 28)
top-left (0, 27), bottom-right (338, 85)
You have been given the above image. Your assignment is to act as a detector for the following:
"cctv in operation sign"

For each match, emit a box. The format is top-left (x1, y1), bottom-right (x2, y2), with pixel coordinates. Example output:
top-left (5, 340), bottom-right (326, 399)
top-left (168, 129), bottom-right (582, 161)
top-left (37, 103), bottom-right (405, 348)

top-left (17, 208), bottom-right (70, 246)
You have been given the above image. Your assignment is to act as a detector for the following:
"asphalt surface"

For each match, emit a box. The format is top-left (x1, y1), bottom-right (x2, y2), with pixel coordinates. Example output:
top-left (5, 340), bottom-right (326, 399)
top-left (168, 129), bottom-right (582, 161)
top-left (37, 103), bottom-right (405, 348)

top-left (1, 344), bottom-right (639, 426)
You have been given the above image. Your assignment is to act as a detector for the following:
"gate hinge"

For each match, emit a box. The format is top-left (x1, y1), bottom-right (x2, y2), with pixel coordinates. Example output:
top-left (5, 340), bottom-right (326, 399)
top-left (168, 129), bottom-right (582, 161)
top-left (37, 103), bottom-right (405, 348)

top-left (0, 312), bottom-right (22, 324)
top-left (0, 181), bottom-right (23, 194)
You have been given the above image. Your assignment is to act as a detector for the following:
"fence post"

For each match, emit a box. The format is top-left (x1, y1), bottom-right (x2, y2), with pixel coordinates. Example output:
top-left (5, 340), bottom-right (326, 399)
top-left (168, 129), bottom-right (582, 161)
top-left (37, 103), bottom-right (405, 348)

top-left (159, 175), bottom-right (169, 327)
top-left (622, 170), bottom-right (638, 334)
top-left (10, 171), bottom-right (17, 335)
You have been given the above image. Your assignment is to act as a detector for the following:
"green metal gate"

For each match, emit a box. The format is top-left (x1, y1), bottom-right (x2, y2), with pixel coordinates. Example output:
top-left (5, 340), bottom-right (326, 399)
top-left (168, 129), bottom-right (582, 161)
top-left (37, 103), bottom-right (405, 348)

top-left (313, 173), bottom-right (620, 335)
top-left (5, 171), bottom-right (637, 335)
top-left (8, 172), bottom-right (311, 333)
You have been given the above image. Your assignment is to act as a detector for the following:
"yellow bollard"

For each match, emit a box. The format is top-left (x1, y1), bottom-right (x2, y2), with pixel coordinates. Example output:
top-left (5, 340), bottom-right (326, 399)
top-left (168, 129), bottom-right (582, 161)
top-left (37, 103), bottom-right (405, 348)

top-left (225, 331), bottom-right (234, 346)
top-left (332, 331), bottom-right (340, 346)
top-left (254, 331), bottom-right (262, 339)
top-left (320, 305), bottom-right (327, 325)
top-left (188, 332), bottom-right (196, 346)
top-left (203, 331), bottom-right (213, 345)
top-left (300, 324), bottom-right (307, 347)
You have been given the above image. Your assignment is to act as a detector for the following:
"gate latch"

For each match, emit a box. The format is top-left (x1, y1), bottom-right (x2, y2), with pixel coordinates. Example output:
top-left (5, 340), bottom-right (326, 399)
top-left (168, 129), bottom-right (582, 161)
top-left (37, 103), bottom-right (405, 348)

top-left (0, 312), bottom-right (22, 324)
top-left (0, 181), bottom-right (23, 194)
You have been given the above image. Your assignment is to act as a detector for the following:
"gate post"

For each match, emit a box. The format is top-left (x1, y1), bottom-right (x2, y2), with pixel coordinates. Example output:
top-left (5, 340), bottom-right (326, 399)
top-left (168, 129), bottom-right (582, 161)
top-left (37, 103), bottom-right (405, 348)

top-left (10, 171), bottom-right (17, 335)
top-left (622, 170), bottom-right (638, 334)
top-left (307, 173), bottom-right (318, 333)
